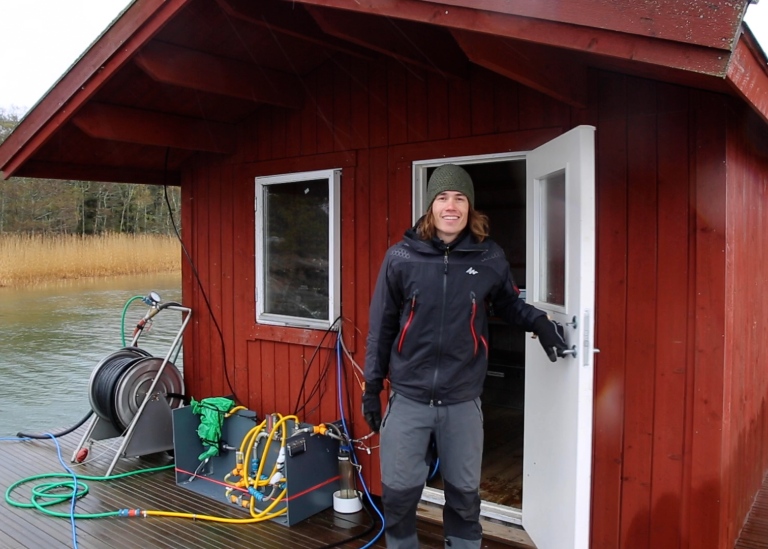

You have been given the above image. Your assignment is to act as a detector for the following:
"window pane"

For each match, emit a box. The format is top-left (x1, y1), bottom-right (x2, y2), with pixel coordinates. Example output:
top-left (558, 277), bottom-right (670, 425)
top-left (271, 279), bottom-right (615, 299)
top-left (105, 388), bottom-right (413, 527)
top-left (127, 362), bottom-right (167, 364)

top-left (264, 179), bottom-right (329, 319)
top-left (538, 170), bottom-right (565, 306)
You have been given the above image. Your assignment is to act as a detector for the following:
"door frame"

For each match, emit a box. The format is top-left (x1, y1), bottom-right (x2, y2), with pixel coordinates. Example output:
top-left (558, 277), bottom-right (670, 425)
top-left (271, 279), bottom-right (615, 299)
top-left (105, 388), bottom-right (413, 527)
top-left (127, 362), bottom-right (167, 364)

top-left (414, 151), bottom-right (528, 527)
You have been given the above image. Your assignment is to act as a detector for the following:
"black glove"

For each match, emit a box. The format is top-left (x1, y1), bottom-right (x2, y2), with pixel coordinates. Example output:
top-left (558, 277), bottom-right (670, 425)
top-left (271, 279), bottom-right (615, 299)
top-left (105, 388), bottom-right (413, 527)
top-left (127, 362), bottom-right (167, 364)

top-left (362, 383), bottom-right (383, 433)
top-left (533, 316), bottom-right (568, 362)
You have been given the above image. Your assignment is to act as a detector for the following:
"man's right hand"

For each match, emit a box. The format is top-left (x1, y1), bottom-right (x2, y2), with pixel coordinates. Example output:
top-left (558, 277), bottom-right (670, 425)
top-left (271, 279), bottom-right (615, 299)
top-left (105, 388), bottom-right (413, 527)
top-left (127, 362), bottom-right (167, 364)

top-left (362, 390), bottom-right (382, 433)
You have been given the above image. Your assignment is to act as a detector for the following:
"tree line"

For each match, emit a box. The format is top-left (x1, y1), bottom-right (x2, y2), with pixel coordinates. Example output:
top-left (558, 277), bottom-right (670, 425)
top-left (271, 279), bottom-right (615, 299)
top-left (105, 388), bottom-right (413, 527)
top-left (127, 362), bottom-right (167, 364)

top-left (0, 108), bottom-right (181, 236)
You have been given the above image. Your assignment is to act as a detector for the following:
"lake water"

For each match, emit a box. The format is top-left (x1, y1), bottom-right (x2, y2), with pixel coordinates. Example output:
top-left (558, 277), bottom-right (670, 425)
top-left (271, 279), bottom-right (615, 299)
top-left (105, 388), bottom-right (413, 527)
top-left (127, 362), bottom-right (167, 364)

top-left (0, 273), bottom-right (183, 437)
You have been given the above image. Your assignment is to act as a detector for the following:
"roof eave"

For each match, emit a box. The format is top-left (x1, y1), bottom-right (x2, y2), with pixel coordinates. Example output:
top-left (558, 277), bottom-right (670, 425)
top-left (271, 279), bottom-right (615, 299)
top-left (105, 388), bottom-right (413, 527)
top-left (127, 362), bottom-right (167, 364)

top-left (726, 26), bottom-right (768, 126)
top-left (0, 0), bottom-right (192, 181)
top-left (286, 0), bottom-right (752, 110)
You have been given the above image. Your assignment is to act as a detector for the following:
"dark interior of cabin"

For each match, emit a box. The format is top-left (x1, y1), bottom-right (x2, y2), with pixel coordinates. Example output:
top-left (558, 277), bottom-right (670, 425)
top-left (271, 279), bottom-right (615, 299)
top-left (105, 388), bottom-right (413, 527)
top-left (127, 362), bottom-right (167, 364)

top-left (425, 159), bottom-right (528, 509)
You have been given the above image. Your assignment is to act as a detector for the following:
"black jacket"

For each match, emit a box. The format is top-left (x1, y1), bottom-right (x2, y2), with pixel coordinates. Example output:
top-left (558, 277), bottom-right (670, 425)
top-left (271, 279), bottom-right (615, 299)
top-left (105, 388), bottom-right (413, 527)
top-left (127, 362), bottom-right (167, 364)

top-left (364, 226), bottom-right (546, 405)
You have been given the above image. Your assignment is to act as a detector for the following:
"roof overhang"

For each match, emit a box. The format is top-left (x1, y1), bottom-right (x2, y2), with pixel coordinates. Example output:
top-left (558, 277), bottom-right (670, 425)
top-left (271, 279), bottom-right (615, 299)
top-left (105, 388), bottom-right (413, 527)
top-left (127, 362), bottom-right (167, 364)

top-left (0, 0), bottom-right (765, 184)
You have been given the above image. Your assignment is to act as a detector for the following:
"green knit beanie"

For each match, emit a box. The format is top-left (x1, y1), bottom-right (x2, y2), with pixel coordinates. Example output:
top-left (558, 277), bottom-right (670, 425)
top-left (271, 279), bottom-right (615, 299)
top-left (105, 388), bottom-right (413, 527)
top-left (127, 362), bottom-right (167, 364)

top-left (426, 164), bottom-right (475, 209)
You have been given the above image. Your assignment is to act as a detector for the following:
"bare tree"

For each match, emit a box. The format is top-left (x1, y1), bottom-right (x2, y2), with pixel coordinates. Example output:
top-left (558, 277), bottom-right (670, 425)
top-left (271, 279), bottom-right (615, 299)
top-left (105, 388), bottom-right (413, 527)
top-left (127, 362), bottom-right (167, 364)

top-left (0, 110), bottom-right (181, 236)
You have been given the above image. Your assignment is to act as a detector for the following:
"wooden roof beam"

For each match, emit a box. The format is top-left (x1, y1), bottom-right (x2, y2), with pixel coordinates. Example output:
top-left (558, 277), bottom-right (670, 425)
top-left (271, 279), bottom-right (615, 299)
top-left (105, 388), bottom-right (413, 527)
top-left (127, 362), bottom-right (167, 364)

top-left (135, 42), bottom-right (304, 109)
top-left (214, 0), bottom-right (375, 61)
top-left (72, 103), bottom-right (236, 154)
top-left (304, 5), bottom-right (468, 79)
top-left (453, 30), bottom-right (588, 109)
top-left (14, 160), bottom-right (180, 186)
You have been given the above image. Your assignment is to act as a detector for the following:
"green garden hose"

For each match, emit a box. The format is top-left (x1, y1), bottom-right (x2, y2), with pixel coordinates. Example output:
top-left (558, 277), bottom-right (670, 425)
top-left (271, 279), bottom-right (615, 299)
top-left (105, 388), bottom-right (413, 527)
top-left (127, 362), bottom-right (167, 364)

top-left (121, 295), bottom-right (146, 347)
top-left (5, 464), bottom-right (174, 519)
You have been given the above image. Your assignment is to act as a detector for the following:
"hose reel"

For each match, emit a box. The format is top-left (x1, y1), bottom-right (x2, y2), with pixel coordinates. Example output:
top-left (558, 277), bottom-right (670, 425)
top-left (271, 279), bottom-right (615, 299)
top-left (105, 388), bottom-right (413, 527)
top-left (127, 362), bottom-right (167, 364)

top-left (88, 347), bottom-right (184, 432)
top-left (73, 296), bottom-right (192, 475)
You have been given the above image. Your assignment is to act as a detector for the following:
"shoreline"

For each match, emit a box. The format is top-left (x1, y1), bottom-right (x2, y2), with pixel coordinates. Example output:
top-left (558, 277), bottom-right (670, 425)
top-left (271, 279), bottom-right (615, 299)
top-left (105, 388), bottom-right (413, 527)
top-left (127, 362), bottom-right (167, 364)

top-left (0, 269), bottom-right (181, 290)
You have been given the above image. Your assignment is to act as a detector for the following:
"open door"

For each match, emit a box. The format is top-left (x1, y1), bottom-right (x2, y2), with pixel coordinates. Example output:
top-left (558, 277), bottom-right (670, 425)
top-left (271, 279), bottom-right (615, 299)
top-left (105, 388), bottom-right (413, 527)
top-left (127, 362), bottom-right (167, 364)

top-left (523, 125), bottom-right (596, 549)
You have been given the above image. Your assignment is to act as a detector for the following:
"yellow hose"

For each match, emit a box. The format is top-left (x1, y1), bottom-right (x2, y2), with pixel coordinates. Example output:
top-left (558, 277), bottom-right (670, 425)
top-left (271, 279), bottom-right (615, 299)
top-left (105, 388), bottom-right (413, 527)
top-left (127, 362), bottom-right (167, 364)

top-left (145, 489), bottom-right (287, 522)
top-left (248, 414), bottom-right (297, 489)
top-left (225, 405), bottom-right (248, 418)
top-left (147, 413), bottom-right (301, 523)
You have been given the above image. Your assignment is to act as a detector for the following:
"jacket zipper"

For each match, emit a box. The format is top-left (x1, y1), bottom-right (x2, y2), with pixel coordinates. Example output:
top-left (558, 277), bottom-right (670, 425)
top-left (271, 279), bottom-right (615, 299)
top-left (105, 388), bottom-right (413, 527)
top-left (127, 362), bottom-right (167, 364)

top-left (397, 290), bottom-right (418, 353)
top-left (430, 249), bottom-right (450, 407)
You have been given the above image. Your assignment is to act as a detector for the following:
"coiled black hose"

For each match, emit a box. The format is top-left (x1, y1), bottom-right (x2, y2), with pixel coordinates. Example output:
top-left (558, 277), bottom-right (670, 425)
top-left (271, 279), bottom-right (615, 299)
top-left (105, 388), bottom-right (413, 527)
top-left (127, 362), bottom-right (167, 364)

top-left (91, 355), bottom-right (143, 432)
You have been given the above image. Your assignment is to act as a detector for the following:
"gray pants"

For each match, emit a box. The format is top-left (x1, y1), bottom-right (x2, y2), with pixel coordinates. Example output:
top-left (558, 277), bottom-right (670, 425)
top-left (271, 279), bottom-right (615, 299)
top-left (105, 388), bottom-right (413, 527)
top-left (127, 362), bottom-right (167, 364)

top-left (380, 393), bottom-right (484, 549)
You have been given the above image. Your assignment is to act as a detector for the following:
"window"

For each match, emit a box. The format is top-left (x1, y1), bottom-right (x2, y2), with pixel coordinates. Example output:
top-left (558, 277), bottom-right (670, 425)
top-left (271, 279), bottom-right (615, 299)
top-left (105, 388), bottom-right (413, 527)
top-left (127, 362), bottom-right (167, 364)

top-left (535, 169), bottom-right (566, 306)
top-left (255, 169), bottom-right (341, 329)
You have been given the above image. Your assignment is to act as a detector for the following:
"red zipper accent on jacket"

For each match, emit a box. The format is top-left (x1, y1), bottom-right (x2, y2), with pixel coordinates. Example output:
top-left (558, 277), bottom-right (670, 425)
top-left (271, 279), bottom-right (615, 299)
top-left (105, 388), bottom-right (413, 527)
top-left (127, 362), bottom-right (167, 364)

top-left (470, 296), bottom-right (478, 356)
top-left (398, 294), bottom-right (417, 353)
top-left (480, 335), bottom-right (489, 359)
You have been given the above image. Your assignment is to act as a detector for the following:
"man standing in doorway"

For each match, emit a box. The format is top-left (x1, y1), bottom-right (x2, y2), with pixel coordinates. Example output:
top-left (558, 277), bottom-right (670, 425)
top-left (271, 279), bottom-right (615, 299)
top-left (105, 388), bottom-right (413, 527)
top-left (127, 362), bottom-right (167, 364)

top-left (363, 164), bottom-right (568, 548)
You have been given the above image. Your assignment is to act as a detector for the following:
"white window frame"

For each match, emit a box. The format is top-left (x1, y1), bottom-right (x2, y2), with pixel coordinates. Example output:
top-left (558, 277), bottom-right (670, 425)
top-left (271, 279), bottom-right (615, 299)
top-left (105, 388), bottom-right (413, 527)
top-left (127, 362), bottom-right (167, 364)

top-left (255, 168), bottom-right (341, 330)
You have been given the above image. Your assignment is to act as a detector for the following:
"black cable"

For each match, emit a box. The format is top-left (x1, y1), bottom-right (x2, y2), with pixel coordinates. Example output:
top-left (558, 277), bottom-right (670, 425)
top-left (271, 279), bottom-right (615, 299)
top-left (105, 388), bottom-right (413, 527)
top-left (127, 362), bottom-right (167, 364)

top-left (292, 317), bottom-right (341, 416)
top-left (161, 149), bottom-right (244, 406)
top-left (16, 410), bottom-right (94, 439)
top-left (323, 421), bottom-right (343, 438)
top-left (165, 392), bottom-right (192, 406)
top-left (297, 343), bottom-right (336, 419)
top-left (315, 497), bottom-right (378, 549)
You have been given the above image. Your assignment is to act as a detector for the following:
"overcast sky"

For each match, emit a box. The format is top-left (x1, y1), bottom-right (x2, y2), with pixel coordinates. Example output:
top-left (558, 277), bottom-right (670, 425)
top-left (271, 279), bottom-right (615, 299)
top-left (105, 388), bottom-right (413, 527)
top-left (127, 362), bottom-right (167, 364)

top-left (0, 0), bottom-right (767, 113)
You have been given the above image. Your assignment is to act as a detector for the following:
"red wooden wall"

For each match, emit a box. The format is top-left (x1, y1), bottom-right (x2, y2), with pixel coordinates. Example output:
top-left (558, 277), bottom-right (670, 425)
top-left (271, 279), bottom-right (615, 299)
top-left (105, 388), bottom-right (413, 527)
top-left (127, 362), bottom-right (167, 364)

top-left (723, 105), bottom-right (768, 547)
top-left (587, 75), bottom-right (768, 549)
top-left (178, 55), bottom-right (768, 549)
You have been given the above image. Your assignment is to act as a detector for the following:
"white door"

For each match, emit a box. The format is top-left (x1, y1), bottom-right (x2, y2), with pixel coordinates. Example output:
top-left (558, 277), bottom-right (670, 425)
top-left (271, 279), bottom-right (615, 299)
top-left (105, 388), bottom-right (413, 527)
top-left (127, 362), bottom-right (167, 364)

top-left (523, 125), bottom-right (596, 549)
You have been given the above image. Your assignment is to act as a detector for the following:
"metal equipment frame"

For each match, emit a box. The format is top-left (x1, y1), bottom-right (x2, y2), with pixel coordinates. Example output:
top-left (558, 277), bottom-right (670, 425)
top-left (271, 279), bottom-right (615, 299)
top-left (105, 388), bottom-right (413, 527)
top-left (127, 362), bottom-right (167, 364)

top-left (72, 302), bottom-right (191, 476)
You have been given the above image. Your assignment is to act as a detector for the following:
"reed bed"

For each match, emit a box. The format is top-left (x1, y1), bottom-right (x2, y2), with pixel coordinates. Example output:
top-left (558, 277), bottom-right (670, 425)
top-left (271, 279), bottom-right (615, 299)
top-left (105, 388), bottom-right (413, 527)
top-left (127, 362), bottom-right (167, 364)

top-left (0, 233), bottom-right (180, 287)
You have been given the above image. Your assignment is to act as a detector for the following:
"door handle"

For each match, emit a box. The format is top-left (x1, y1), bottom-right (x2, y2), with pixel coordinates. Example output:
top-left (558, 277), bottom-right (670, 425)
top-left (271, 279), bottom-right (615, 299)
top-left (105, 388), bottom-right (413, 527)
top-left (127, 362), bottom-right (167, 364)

top-left (560, 346), bottom-right (577, 358)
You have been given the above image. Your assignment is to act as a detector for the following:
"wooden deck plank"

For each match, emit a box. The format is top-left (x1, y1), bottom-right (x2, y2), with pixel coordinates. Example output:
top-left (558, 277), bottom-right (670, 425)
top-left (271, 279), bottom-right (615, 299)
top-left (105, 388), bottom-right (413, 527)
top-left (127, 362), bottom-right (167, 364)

top-left (1, 427), bottom-right (518, 548)
top-left (736, 473), bottom-right (768, 549)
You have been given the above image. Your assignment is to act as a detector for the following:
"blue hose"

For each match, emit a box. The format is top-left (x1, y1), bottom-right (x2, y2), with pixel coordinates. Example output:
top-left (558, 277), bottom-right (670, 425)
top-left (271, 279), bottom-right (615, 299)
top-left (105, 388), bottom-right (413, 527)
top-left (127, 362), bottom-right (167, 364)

top-left (336, 333), bottom-right (385, 548)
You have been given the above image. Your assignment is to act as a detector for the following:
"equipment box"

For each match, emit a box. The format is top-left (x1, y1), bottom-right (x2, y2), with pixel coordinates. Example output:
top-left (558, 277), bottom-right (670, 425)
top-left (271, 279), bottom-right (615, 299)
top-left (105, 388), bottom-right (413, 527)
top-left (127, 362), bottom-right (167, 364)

top-left (172, 405), bottom-right (340, 526)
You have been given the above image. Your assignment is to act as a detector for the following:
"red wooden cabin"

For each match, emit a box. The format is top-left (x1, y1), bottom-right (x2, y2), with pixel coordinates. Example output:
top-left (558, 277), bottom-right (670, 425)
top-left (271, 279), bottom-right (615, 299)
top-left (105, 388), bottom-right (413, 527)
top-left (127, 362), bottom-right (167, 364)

top-left (2, 1), bottom-right (768, 548)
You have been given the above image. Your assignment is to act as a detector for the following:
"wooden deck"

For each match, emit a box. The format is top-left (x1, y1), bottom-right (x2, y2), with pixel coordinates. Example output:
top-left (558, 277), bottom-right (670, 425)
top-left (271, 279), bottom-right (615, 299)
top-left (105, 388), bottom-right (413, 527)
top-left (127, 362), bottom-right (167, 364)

top-left (735, 473), bottom-right (768, 549)
top-left (0, 426), bottom-right (528, 549)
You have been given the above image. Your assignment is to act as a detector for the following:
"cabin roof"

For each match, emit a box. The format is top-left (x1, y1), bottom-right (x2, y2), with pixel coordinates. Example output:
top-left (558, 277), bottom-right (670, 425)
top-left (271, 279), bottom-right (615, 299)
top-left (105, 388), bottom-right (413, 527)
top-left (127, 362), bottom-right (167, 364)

top-left (0, 0), bottom-right (765, 185)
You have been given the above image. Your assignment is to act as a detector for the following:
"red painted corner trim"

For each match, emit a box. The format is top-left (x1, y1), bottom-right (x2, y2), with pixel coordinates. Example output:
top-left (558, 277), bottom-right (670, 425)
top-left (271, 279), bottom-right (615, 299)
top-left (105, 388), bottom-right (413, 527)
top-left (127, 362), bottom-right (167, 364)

top-left (726, 32), bottom-right (768, 126)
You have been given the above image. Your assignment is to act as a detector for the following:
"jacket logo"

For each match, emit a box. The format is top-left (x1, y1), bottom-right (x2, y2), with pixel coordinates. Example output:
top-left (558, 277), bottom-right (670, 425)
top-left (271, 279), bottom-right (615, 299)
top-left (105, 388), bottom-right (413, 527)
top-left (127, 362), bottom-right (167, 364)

top-left (466, 267), bottom-right (479, 275)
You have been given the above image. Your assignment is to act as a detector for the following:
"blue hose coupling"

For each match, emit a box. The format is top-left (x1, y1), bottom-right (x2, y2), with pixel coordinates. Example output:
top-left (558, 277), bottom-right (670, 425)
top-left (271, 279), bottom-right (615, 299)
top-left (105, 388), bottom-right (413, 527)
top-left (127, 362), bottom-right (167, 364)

top-left (119, 508), bottom-right (144, 517)
top-left (248, 487), bottom-right (265, 501)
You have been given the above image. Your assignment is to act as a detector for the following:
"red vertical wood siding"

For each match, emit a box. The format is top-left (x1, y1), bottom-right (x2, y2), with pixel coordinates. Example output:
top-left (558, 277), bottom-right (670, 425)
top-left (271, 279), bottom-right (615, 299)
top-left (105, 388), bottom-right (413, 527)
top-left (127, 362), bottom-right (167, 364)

top-left (723, 106), bottom-right (768, 547)
top-left (649, 83), bottom-right (689, 549)
top-left (620, 77), bottom-right (659, 549)
top-left (689, 91), bottom-right (728, 549)
top-left (591, 71), bottom-right (629, 549)
top-left (180, 56), bottom-right (768, 548)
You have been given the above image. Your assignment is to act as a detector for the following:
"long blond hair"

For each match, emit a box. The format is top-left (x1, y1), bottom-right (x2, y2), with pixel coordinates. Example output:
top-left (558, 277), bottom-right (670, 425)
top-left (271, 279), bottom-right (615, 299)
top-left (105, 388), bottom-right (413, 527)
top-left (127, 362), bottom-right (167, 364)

top-left (417, 207), bottom-right (490, 242)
